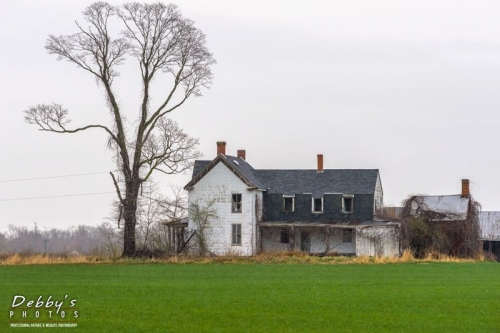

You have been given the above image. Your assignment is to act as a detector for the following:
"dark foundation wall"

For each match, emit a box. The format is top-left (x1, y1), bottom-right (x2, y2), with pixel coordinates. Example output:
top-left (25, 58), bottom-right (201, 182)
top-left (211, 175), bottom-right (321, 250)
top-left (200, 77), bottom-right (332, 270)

top-left (262, 193), bottom-right (374, 221)
top-left (483, 241), bottom-right (500, 261)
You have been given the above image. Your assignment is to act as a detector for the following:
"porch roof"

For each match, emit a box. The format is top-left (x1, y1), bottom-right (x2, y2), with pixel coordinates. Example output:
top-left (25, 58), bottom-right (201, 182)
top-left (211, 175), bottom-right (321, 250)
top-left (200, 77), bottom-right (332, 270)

top-left (260, 219), bottom-right (399, 229)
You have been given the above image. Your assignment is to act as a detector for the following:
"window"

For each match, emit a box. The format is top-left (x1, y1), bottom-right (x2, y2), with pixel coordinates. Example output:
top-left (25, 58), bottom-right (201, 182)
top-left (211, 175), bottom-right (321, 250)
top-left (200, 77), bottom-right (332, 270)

top-left (232, 224), bottom-right (241, 245)
top-left (342, 195), bottom-right (354, 213)
top-left (300, 232), bottom-right (310, 252)
top-left (343, 229), bottom-right (353, 243)
top-left (232, 194), bottom-right (242, 213)
top-left (312, 198), bottom-right (323, 213)
top-left (280, 229), bottom-right (289, 244)
top-left (283, 196), bottom-right (295, 212)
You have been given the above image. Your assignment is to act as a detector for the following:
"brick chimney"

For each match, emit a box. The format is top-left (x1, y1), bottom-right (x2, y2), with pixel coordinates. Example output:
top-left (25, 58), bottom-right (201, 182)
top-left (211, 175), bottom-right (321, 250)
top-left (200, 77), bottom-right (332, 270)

top-left (461, 179), bottom-right (470, 198)
top-left (237, 150), bottom-right (246, 160)
top-left (317, 154), bottom-right (323, 173)
top-left (216, 141), bottom-right (226, 155)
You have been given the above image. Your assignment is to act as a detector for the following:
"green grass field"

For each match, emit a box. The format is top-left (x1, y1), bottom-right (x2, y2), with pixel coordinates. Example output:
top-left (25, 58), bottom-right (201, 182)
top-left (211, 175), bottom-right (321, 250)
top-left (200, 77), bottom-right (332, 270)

top-left (1, 262), bottom-right (499, 332)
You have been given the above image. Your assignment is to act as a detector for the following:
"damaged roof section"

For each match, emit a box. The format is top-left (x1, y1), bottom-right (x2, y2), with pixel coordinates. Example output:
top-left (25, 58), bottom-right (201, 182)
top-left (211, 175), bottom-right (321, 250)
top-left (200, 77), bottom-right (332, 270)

top-left (408, 195), bottom-right (470, 221)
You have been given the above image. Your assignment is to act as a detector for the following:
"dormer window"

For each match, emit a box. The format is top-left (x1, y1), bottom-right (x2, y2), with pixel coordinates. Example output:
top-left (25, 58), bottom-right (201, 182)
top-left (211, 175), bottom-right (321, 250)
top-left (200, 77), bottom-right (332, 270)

top-left (283, 195), bottom-right (295, 213)
top-left (342, 195), bottom-right (354, 213)
top-left (312, 198), bottom-right (323, 213)
top-left (232, 194), bottom-right (242, 213)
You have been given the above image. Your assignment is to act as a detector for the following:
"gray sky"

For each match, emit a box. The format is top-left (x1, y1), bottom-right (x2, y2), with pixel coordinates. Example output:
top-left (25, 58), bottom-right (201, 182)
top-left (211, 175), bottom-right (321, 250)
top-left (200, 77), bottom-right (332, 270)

top-left (1, 0), bottom-right (500, 232)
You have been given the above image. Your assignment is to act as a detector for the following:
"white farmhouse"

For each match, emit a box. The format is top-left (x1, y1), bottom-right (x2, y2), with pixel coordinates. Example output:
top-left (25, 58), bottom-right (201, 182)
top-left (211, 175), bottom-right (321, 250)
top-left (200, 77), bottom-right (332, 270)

top-left (184, 142), bottom-right (400, 257)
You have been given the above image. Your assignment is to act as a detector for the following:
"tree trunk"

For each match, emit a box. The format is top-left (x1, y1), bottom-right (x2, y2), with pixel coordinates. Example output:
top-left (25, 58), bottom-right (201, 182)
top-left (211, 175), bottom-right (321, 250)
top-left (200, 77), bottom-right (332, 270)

top-left (122, 181), bottom-right (140, 257)
top-left (122, 203), bottom-right (138, 257)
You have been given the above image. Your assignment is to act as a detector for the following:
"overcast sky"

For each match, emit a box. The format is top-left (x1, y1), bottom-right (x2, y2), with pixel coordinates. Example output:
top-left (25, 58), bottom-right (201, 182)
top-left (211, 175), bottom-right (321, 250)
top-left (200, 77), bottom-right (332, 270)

top-left (1, 0), bottom-right (499, 232)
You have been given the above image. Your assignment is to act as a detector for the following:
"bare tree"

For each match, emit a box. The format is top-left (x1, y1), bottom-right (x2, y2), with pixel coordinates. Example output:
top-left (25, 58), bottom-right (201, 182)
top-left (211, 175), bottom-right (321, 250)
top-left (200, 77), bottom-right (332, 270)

top-left (23, 2), bottom-right (214, 256)
top-left (107, 181), bottom-right (188, 255)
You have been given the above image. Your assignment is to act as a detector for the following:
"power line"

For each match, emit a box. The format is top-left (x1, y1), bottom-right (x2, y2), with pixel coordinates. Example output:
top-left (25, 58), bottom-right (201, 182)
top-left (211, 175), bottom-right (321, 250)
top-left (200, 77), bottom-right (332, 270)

top-left (0, 171), bottom-right (116, 183)
top-left (0, 192), bottom-right (116, 202)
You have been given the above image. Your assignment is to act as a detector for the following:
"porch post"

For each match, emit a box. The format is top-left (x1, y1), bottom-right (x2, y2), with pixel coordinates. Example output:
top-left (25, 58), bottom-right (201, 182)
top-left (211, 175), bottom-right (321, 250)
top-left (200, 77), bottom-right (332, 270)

top-left (290, 226), bottom-right (295, 251)
top-left (167, 226), bottom-right (172, 255)
top-left (257, 223), bottom-right (261, 255)
top-left (325, 227), bottom-right (330, 254)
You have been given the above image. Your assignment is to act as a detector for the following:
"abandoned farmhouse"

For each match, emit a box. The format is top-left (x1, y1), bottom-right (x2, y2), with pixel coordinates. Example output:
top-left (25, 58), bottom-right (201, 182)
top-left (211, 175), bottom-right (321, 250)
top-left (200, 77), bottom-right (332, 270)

top-left (184, 142), bottom-right (400, 257)
top-left (180, 142), bottom-right (500, 259)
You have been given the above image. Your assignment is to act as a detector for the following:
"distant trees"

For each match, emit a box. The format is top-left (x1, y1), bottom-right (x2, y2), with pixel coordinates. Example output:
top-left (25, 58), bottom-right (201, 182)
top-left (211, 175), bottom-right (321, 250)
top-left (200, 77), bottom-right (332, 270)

top-left (24, 2), bottom-right (214, 257)
top-left (2, 223), bottom-right (122, 256)
top-left (0, 231), bottom-right (6, 253)
top-left (0, 181), bottom-right (189, 257)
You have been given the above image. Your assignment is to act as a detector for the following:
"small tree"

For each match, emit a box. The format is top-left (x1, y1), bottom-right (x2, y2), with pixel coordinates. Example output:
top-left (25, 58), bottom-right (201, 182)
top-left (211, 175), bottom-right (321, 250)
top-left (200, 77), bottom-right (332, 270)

top-left (108, 181), bottom-right (187, 254)
top-left (188, 199), bottom-right (218, 256)
top-left (24, 2), bottom-right (215, 257)
top-left (136, 182), bottom-right (187, 253)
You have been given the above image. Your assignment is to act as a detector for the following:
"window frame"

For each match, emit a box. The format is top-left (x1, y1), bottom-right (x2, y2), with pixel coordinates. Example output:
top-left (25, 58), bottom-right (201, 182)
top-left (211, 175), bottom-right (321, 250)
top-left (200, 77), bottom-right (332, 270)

top-left (343, 229), bottom-right (353, 243)
top-left (282, 195), bottom-right (295, 213)
top-left (231, 223), bottom-right (242, 246)
top-left (312, 197), bottom-right (323, 213)
top-left (342, 195), bottom-right (354, 214)
top-left (231, 193), bottom-right (242, 213)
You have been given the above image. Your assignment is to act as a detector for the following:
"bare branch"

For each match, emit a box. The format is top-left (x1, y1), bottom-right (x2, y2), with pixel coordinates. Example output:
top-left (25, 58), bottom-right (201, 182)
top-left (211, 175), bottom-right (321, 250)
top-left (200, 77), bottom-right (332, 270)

top-left (110, 172), bottom-right (125, 204)
top-left (24, 103), bottom-right (118, 142)
top-left (46, 3), bottom-right (129, 81)
top-left (144, 17), bottom-right (215, 130)
top-left (140, 118), bottom-right (201, 182)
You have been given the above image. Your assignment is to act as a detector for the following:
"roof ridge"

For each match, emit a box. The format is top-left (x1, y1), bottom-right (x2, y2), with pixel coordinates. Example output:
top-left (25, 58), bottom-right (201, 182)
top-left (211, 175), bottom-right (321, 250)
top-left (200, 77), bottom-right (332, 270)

top-left (255, 169), bottom-right (379, 172)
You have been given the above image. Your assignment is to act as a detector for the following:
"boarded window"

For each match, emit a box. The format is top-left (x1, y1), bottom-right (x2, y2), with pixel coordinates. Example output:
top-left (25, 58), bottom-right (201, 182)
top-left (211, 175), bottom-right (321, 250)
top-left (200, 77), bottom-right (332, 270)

top-left (232, 224), bottom-right (241, 245)
top-left (283, 197), bottom-right (294, 212)
top-left (232, 194), bottom-right (242, 213)
top-left (343, 229), bottom-right (353, 243)
top-left (342, 196), bottom-right (354, 213)
top-left (280, 229), bottom-right (289, 244)
top-left (312, 198), bottom-right (323, 213)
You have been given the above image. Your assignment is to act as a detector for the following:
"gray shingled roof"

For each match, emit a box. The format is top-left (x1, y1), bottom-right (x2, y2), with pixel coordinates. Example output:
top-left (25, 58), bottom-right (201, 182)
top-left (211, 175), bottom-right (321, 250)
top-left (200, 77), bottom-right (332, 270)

top-left (255, 169), bottom-right (379, 194)
top-left (192, 160), bottom-right (210, 178)
top-left (189, 157), bottom-right (379, 195)
top-left (224, 155), bottom-right (266, 189)
top-left (189, 155), bottom-right (266, 189)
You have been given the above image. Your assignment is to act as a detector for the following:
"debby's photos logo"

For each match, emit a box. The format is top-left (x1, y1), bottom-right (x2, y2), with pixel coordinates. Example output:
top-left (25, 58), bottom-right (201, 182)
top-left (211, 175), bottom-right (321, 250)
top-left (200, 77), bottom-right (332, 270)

top-left (9, 295), bottom-right (78, 328)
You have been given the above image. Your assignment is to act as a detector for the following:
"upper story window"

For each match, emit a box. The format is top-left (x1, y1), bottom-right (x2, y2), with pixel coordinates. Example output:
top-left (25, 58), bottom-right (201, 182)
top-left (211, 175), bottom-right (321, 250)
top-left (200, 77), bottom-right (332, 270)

top-left (312, 198), bottom-right (323, 213)
top-left (342, 195), bottom-right (354, 213)
top-left (232, 194), bottom-right (242, 213)
top-left (283, 195), bottom-right (295, 213)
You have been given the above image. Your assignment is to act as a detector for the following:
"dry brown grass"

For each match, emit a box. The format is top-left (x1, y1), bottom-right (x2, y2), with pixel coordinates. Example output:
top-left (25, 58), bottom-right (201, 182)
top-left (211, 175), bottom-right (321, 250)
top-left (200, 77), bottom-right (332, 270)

top-left (421, 250), bottom-right (479, 263)
top-left (0, 249), bottom-right (486, 266)
top-left (156, 250), bottom-right (482, 265)
top-left (0, 253), bottom-right (112, 265)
